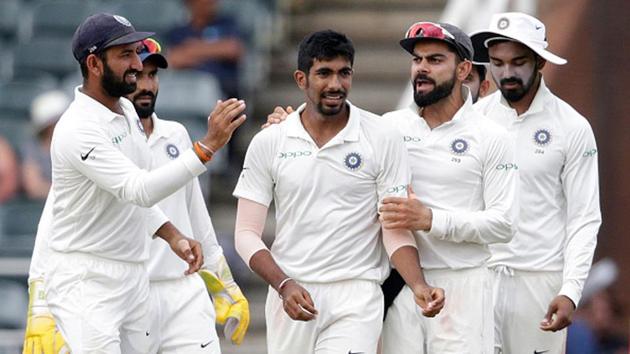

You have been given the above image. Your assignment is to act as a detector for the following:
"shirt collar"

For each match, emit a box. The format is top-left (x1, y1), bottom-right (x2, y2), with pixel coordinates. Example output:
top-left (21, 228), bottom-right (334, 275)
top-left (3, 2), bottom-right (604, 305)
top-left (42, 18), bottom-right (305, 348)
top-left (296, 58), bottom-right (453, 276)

top-left (73, 85), bottom-right (137, 122)
top-left (286, 101), bottom-right (361, 143)
top-left (149, 113), bottom-right (172, 140)
top-left (498, 77), bottom-right (552, 117)
top-left (408, 85), bottom-right (474, 126)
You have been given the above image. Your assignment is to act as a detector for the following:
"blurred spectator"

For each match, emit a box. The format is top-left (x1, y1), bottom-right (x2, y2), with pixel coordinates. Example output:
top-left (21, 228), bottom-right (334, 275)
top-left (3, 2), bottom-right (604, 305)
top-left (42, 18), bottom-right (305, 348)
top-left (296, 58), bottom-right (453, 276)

top-left (21, 90), bottom-right (70, 200)
top-left (0, 135), bottom-right (19, 203)
top-left (567, 259), bottom-right (628, 354)
top-left (166, 0), bottom-right (244, 98)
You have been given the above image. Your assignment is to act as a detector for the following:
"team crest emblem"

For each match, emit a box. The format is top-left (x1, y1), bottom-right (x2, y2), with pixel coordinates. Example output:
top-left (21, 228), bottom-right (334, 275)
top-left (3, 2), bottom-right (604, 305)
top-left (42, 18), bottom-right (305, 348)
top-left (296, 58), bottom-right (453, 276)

top-left (113, 15), bottom-right (132, 27)
top-left (450, 138), bottom-right (469, 155)
top-left (344, 152), bottom-right (363, 171)
top-left (497, 17), bottom-right (510, 30)
top-left (166, 144), bottom-right (180, 159)
top-left (533, 129), bottom-right (552, 146)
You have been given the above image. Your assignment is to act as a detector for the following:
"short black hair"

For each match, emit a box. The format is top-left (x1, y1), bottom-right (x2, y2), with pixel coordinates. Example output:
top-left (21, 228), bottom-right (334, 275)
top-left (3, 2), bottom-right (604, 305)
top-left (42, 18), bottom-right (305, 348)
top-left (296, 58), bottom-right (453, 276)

top-left (79, 50), bottom-right (107, 78)
top-left (297, 30), bottom-right (354, 73)
top-left (473, 64), bottom-right (486, 80)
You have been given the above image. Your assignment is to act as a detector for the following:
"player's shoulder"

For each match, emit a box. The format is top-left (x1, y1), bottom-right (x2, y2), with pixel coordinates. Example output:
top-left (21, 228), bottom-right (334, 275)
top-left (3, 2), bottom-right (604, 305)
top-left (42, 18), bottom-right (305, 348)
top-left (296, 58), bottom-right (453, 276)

top-left (354, 106), bottom-right (402, 140)
top-left (473, 91), bottom-right (502, 114)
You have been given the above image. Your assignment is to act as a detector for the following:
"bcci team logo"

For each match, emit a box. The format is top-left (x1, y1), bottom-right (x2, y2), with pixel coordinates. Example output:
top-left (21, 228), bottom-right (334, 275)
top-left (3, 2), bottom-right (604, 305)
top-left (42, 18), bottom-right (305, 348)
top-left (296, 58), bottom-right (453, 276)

top-left (533, 129), bottom-right (552, 146)
top-left (165, 143), bottom-right (180, 159)
top-left (450, 138), bottom-right (469, 155)
top-left (497, 17), bottom-right (510, 30)
top-left (344, 152), bottom-right (363, 171)
top-left (113, 15), bottom-right (132, 27)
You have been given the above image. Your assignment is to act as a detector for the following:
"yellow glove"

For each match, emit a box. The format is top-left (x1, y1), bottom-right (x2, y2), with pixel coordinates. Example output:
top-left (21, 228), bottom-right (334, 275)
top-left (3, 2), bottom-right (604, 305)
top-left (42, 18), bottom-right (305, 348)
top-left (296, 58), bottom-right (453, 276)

top-left (23, 279), bottom-right (69, 354)
top-left (199, 255), bottom-right (250, 345)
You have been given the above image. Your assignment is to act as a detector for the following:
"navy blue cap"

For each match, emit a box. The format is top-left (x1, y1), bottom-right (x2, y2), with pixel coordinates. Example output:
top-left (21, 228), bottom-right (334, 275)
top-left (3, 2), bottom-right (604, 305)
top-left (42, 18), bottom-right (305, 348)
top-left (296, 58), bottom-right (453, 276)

top-left (400, 22), bottom-right (473, 61)
top-left (72, 13), bottom-right (154, 62)
top-left (139, 38), bottom-right (168, 68)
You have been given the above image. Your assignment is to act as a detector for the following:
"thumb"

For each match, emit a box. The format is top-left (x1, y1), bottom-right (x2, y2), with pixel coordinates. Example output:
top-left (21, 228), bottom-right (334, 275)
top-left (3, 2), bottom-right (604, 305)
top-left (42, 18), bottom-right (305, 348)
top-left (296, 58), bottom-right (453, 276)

top-left (177, 239), bottom-right (194, 263)
top-left (407, 184), bottom-right (416, 199)
top-left (542, 303), bottom-right (556, 324)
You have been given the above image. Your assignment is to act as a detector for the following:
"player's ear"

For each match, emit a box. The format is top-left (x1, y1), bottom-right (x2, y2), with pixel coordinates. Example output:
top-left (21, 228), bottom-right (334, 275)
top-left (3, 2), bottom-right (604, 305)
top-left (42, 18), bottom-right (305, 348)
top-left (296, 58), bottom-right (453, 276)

top-left (456, 59), bottom-right (472, 81)
top-left (86, 53), bottom-right (104, 78)
top-left (294, 70), bottom-right (307, 90)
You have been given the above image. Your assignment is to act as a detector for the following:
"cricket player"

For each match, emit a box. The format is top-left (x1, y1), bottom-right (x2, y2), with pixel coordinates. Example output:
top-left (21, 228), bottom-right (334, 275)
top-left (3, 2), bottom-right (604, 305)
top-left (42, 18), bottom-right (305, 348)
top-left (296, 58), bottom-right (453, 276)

top-left (471, 12), bottom-right (601, 354)
top-left (129, 38), bottom-right (249, 353)
top-left (234, 30), bottom-right (444, 354)
top-left (379, 22), bottom-right (517, 354)
top-left (381, 52), bottom-right (491, 321)
top-left (22, 13), bottom-right (245, 353)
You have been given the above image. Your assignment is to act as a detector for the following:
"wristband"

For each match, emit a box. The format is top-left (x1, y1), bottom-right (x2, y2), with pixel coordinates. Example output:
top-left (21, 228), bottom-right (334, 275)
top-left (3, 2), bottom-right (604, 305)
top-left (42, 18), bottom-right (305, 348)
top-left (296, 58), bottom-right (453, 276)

top-left (277, 277), bottom-right (294, 298)
top-left (197, 140), bottom-right (216, 155)
top-left (193, 141), bottom-right (212, 163)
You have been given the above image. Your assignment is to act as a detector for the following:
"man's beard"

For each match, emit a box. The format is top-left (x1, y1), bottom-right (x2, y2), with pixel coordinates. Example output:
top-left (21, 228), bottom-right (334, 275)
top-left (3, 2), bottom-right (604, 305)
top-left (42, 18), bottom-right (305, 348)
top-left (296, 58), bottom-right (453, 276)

top-left (413, 73), bottom-right (456, 108)
top-left (499, 70), bottom-right (537, 102)
top-left (101, 60), bottom-right (137, 98)
top-left (131, 91), bottom-right (157, 119)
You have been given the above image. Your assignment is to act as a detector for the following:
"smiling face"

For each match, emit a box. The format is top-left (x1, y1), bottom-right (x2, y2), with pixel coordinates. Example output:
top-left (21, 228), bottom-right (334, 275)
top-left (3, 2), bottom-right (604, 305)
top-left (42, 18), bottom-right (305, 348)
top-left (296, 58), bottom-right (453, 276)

top-left (487, 40), bottom-right (544, 103)
top-left (99, 41), bottom-right (144, 98)
top-left (295, 56), bottom-right (353, 117)
top-left (409, 40), bottom-right (466, 107)
top-left (127, 60), bottom-right (159, 119)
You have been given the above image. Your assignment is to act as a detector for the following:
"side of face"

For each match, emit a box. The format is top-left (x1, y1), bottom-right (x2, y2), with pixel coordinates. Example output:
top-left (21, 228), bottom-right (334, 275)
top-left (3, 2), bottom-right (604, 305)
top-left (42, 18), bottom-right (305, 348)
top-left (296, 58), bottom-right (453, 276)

top-left (410, 40), bottom-right (471, 107)
top-left (464, 66), bottom-right (490, 103)
top-left (86, 41), bottom-right (144, 97)
top-left (127, 60), bottom-right (159, 119)
top-left (487, 40), bottom-right (545, 102)
top-left (294, 56), bottom-right (353, 116)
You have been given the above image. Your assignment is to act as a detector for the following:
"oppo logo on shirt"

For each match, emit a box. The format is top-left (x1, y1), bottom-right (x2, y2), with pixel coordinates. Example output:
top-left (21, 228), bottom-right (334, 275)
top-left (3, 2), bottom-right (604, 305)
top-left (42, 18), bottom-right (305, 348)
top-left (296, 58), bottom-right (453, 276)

top-left (278, 150), bottom-right (312, 159)
top-left (495, 163), bottom-right (519, 171)
top-left (386, 185), bottom-right (408, 194)
top-left (583, 149), bottom-right (597, 157)
top-left (403, 136), bottom-right (422, 143)
top-left (111, 132), bottom-right (128, 145)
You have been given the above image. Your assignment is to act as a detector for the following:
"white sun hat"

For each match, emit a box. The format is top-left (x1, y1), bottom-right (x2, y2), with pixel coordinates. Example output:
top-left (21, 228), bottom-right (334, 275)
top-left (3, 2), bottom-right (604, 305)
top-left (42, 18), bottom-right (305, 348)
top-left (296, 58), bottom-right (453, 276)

top-left (31, 90), bottom-right (71, 133)
top-left (470, 12), bottom-right (567, 65)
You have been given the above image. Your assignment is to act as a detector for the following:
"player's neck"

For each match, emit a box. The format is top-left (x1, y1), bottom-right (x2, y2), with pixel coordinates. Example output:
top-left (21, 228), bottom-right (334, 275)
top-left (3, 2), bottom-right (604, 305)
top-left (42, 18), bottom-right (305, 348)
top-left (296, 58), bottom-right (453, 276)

top-left (300, 103), bottom-right (349, 148)
top-left (139, 116), bottom-right (154, 137)
top-left (420, 85), bottom-right (465, 129)
top-left (82, 79), bottom-right (123, 115)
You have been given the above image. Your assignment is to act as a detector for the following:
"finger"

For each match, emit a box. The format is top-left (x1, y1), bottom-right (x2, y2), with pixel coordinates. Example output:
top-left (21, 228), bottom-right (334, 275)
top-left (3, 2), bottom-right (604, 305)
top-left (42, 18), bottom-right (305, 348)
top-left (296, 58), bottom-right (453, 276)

top-left (286, 106), bottom-right (294, 113)
top-left (408, 184), bottom-right (416, 198)
top-left (273, 106), bottom-right (286, 114)
top-left (261, 122), bottom-right (270, 129)
top-left (540, 304), bottom-right (556, 330)
top-left (192, 242), bottom-right (204, 270)
top-left (227, 115), bottom-right (247, 132)
top-left (381, 197), bottom-right (408, 205)
top-left (177, 239), bottom-right (194, 263)
top-left (218, 100), bottom-right (246, 123)
top-left (210, 98), bottom-right (236, 118)
top-left (33, 337), bottom-right (42, 354)
top-left (24, 338), bottom-right (32, 354)
top-left (430, 288), bottom-right (446, 308)
top-left (300, 292), bottom-right (318, 315)
top-left (297, 304), bottom-right (316, 321)
top-left (378, 203), bottom-right (403, 213)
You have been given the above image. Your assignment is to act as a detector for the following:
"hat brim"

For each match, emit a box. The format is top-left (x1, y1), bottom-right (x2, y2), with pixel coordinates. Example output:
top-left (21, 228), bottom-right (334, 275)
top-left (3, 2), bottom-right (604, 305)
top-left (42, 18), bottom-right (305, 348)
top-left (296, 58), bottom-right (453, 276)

top-left (104, 31), bottom-right (155, 50)
top-left (139, 52), bottom-right (168, 69)
top-left (399, 37), bottom-right (470, 61)
top-left (470, 31), bottom-right (567, 65)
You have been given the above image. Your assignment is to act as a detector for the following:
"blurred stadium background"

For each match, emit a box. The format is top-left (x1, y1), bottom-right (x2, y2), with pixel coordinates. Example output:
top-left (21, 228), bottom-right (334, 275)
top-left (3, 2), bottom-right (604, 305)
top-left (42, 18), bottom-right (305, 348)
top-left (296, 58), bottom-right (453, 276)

top-left (0, 0), bottom-right (628, 353)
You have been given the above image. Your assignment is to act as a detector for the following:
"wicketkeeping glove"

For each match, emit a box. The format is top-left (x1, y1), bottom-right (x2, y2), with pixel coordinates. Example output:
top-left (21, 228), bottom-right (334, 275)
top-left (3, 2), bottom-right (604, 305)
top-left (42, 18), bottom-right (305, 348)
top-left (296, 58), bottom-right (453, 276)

top-left (199, 255), bottom-right (250, 345)
top-left (22, 278), bottom-right (69, 354)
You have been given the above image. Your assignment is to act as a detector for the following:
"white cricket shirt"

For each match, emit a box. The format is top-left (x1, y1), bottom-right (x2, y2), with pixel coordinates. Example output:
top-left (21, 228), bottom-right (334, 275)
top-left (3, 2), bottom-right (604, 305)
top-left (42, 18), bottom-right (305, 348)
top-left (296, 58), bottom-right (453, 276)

top-left (48, 87), bottom-right (206, 262)
top-left (383, 92), bottom-right (517, 270)
top-left (475, 79), bottom-right (601, 305)
top-left (233, 102), bottom-right (411, 283)
top-left (145, 114), bottom-right (223, 280)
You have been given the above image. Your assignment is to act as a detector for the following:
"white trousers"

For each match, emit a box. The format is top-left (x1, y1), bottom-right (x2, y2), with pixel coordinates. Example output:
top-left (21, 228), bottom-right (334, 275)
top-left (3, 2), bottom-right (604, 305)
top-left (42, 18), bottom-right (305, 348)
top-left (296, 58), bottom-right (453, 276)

top-left (382, 267), bottom-right (494, 354)
top-left (46, 252), bottom-right (153, 354)
top-left (148, 274), bottom-right (220, 354)
top-left (492, 267), bottom-right (565, 354)
top-left (265, 279), bottom-right (383, 354)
